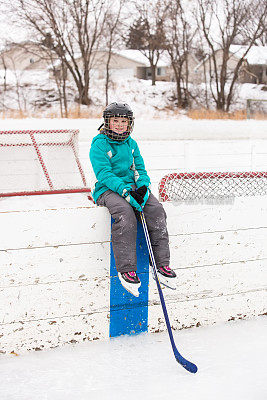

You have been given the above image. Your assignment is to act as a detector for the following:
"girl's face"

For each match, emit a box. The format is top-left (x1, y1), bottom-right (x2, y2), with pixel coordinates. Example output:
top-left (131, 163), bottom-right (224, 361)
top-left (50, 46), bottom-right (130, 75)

top-left (109, 117), bottom-right (129, 134)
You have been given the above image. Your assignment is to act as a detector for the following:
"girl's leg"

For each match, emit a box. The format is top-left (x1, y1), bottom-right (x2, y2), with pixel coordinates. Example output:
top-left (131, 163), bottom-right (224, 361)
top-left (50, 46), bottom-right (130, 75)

top-left (142, 193), bottom-right (170, 267)
top-left (97, 190), bottom-right (137, 273)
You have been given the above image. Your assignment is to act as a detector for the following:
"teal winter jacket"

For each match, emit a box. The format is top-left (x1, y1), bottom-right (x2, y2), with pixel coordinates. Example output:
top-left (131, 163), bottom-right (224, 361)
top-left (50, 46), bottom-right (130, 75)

top-left (89, 132), bottom-right (151, 202)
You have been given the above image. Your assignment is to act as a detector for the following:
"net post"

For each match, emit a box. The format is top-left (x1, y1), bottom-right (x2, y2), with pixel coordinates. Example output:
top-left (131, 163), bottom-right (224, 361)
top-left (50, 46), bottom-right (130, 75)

top-left (247, 99), bottom-right (251, 120)
top-left (0, 129), bottom-right (92, 198)
top-left (29, 131), bottom-right (54, 190)
top-left (69, 132), bottom-right (88, 187)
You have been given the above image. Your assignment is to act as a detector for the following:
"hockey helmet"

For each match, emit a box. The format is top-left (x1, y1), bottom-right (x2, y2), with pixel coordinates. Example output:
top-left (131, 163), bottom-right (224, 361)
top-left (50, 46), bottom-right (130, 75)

top-left (102, 102), bottom-right (134, 141)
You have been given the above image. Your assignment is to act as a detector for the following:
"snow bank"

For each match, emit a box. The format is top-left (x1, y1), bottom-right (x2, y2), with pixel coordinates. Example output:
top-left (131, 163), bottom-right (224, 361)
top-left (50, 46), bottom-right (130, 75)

top-left (0, 117), bottom-right (266, 141)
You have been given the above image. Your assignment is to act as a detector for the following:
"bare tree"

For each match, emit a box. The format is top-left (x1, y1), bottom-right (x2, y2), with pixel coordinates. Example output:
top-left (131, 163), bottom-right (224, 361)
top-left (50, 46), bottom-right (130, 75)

top-left (126, 0), bottom-right (168, 85)
top-left (256, 30), bottom-right (267, 46)
top-left (0, 55), bottom-right (7, 116)
top-left (195, 0), bottom-right (267, 111)
top-left (7, 38), bottom-right (69, 117)
top-left (40, 34), bottom-right (69, 117)
top-left (240, 0), bottom-right (267, 46)
top-left (103, 0), bottom-right (125, 105)
top-left (0, 49), bottom-right (28, 114)
top-left (49, 58), bottom-right (69, 117)
top-left (9, 0), bottom-right (109, 105)
top-left (165, 0), bottom-right (197, 108)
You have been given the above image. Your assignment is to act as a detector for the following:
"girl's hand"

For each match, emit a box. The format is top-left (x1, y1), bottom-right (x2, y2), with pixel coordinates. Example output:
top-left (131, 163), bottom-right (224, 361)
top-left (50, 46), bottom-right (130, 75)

top-left (124, 192), bottom-right (143, 212)
top-left (135, 185), bottom-right (150, 208)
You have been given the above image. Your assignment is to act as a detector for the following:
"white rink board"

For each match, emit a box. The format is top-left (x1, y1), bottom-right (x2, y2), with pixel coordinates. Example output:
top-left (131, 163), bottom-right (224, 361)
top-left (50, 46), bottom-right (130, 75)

top-left (0, 194), bottom-right (266, 354)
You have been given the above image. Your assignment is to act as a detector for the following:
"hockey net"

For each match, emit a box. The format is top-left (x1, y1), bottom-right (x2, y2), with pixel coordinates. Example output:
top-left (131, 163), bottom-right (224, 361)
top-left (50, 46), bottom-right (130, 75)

top-left (0, 129), bottom-right (92, 199)
top-left (159, 171), bottom-right (267, 203)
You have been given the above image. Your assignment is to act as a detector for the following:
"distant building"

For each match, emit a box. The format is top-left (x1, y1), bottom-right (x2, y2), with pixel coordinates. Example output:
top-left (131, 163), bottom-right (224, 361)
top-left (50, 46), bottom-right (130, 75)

top-left (50, 49), bottom-right (199, 83)
top-left (194, 45), bottom-right (267, 84)
top-left (0, 42), bottom-right (200, 85)
top-left (235, 45), bottom-right (267, 84)
top-left (61, 49), bottom-right (172, 82)
top-left (110, 50), bottom-right (171, 81)
top-left (0, 42), bottom-right (54, 71)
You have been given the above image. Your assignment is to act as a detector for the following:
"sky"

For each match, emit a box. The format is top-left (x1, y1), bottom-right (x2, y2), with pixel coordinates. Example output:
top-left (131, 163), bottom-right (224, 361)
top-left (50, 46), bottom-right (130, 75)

top-left (0, 2), bottom-right (29, 49)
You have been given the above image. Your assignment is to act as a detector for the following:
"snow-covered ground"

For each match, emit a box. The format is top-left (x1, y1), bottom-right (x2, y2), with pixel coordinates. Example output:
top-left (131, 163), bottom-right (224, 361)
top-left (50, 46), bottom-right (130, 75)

top-left (0, 317), bottom-right (266, 400)
top-left (0, 116), bottom-right (266, 140)
top-left (0, 70), bottom-right (266, 118)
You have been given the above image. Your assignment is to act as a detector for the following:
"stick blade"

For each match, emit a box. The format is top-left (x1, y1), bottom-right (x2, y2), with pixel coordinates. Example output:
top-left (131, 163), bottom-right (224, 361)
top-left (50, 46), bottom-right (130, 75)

top-left (175, 351), bottom-right (198, 373)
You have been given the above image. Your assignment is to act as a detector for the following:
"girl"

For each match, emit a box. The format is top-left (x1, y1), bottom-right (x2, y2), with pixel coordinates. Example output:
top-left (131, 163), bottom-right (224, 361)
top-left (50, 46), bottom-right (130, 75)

top-left (89, 102), bottom-right (176, 297)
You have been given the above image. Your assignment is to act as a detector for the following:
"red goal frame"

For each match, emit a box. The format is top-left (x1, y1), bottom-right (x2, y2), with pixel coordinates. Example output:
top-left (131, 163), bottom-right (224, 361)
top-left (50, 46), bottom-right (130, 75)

top-left (159, 171), bottom-right (267, 202)
top-left (0, 129), bottom-right (93, 200)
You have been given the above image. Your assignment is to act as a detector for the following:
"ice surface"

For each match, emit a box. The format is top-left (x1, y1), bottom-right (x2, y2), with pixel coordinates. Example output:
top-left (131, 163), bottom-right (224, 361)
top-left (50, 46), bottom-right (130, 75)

top-left (0, 317), bottom-right (266, 400)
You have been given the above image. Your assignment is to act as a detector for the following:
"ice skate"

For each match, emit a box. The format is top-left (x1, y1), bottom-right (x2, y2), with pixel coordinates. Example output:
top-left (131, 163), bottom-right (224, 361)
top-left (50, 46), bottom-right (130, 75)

top-left (118, 271), bottom-right (141, 297)
top-left (152, 266), bottom-right (177, 290)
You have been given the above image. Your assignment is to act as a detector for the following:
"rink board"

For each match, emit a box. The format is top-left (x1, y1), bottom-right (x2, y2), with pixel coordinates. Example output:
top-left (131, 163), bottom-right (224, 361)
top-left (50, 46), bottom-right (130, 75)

top-left (0, 196), bottom-right (267, 354)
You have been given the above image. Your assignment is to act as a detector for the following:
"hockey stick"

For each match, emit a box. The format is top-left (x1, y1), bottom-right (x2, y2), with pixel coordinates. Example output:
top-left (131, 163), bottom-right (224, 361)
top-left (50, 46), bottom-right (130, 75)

top-left (140, 211), bottom-right (198, 374)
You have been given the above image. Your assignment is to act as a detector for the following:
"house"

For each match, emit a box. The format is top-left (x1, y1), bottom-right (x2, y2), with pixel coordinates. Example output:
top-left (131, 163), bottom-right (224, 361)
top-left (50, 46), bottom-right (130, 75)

top-left (111, 50), bottom-right (171, 81)
top-left (167, 53), bottom-right (200, 83)
top-left (236, 45), bottom-right (267, 84)
top-left (118, 50), bottom-right (199, 83)
top-left (50, 49), bottom-right (199, 83)
top-left (194, 45), bottom-right (267, 84)
top-left (91, 50), bottom-right (199, 83)
top-left (0, 41), bottom-right (54, 72)
top-left (60, 49), bottom-right (172, 81)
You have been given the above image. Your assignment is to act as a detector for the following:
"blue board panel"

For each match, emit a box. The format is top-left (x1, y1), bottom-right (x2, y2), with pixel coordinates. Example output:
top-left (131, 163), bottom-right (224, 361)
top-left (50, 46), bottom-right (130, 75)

top-left (109, 217), bottom-right (149, 338)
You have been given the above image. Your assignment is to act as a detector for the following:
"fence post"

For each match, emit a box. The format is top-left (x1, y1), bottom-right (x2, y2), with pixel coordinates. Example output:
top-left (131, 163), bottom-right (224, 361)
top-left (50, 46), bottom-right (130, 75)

top-left (247, 99), bottom-right (251, 120)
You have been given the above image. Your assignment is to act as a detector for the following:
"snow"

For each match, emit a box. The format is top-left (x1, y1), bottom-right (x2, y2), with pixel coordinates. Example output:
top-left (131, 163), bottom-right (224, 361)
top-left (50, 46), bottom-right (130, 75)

top-left (0, 116), bottom-right (266, 141)
top-left (239, 83), bottom-right (267, 102)
top-left (197, 46), bottom-right (267, 68)
top-left (230, 45), bottom-right (267, 65)
top-left (1, 53), bottom-right (266, 116)
top-left (0, 317), bottom-right (266, 400)
top-left (0, 69), bottom-right (49, 85)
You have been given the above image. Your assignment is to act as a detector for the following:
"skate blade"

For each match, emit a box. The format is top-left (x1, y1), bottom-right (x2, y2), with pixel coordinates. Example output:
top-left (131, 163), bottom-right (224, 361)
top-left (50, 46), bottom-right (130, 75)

top-left (118, 273), bottom-right (141, 297)
top-left (152, 271), bottom-right (176, 290)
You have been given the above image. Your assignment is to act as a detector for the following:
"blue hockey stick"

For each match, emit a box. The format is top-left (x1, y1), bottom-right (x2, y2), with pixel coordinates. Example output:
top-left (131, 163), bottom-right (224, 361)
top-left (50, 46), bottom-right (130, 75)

top-left (140, 211), bottom-right (198, 374)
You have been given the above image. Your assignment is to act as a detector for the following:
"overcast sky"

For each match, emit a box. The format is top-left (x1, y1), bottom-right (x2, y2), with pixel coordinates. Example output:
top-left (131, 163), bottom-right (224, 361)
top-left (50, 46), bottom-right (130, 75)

top-left (0, 1), bottom-right (28, 49)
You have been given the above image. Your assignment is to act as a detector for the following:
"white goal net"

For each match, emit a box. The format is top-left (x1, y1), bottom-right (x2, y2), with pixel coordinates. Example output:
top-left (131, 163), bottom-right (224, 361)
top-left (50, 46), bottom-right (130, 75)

top-left (159, 171), bottom-right (267, 204)
top-left (0, 129), bottom-right (92, 198)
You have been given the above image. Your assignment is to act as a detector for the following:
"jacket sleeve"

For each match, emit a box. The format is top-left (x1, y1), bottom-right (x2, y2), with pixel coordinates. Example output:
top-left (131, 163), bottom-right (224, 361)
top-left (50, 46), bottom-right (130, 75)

top-left (90, 141), bottom-right (131, 196)
top-left (132, 141), bottom-right (151, 188)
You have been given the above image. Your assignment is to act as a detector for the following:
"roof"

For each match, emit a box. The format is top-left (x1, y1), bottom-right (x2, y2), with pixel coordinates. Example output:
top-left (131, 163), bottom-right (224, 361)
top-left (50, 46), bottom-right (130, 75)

top-left (195, 45), bottom-right (267, 72)
top-left (113, 49), bottom-right (170, 67)
top-left (48, 49), bottom-right (171, 71)
top-left (229, 45), bottom-right (267, 65)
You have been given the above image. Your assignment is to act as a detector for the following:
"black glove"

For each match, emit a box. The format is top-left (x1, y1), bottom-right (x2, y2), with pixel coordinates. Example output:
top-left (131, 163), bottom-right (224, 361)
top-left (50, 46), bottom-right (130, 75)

top-left (135, 185), bottom-right (148, 200)
top-left (129, 190), bottom-right (144, 206)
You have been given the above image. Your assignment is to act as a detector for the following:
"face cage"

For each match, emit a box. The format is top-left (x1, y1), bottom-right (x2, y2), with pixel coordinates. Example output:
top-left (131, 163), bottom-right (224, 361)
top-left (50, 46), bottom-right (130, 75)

top-left (104, 115), bottom-right (134, 141)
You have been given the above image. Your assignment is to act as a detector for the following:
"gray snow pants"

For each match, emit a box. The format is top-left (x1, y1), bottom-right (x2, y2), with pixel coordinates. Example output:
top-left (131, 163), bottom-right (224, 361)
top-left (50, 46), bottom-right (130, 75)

top-left (97, 189), bottom-right (170, 273)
